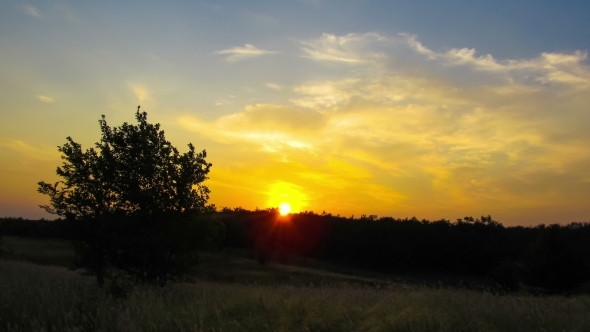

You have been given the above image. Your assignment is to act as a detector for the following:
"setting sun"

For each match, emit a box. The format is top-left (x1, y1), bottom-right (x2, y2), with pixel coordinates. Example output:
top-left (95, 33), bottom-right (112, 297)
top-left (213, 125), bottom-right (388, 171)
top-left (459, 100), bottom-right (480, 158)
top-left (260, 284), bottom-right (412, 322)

top-left (279, 202), bottom-right (291, 216)
top-left (266, 181), bottom-right (307, 215)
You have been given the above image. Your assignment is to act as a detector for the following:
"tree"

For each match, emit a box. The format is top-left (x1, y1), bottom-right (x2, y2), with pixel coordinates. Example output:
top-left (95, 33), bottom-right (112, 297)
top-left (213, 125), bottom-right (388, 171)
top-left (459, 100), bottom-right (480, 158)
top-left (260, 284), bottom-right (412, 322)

top-left (38, 106), bottom-right (222, 286)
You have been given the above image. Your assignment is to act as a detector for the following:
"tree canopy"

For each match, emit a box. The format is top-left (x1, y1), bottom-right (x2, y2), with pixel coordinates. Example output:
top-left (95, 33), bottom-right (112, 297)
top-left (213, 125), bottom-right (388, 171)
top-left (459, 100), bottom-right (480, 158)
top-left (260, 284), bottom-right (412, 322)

top-left (38, 106), bottom-right (212, 219)
top-left (38, 106), bottom-right (221, 286)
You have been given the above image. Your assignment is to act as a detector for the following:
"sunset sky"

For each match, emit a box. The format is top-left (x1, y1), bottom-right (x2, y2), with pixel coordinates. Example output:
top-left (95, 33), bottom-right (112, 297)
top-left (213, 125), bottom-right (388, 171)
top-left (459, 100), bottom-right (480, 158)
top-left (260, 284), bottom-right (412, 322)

top-left (2, 1), bottom-right (590, 225)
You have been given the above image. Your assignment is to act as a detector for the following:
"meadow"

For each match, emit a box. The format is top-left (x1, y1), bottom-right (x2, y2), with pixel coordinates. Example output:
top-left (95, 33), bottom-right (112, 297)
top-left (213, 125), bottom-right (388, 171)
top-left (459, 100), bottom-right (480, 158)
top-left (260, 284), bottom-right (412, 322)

top-left (1, 236), bottom-right (590, 331)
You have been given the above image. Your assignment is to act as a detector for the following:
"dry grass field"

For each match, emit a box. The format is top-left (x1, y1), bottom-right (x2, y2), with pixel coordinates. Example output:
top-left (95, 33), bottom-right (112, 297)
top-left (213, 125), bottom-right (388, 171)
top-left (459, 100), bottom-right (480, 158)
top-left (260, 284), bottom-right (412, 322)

top-left (1, 237), bottom-right (589, 331)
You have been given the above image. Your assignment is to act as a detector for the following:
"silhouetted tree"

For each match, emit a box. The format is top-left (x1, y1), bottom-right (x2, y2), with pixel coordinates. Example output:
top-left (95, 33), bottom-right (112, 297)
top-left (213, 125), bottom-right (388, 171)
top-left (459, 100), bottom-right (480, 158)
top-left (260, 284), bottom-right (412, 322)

top-left (38, 106), bottom-right (222, 286)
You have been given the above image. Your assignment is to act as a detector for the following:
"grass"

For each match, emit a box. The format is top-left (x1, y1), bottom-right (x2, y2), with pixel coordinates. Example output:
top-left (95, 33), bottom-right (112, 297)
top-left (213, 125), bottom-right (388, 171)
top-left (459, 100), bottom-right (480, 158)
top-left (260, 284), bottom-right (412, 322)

top-left (1, 237), bottom-right (590, 331)
top-left (1, 236), bottom-right (75, 268)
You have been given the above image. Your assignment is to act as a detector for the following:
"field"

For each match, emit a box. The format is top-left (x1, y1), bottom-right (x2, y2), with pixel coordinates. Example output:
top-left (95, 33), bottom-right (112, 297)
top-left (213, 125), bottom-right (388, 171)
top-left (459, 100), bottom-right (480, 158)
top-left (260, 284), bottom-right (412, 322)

top-left (1, 236), bottom-right (590, 331)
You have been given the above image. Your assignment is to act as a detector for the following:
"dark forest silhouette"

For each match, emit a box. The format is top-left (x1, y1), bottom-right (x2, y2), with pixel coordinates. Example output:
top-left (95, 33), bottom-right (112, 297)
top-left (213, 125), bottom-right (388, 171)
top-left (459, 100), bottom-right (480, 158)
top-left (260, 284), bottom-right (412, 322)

top-left (2, 212), bottom-right (590, 294)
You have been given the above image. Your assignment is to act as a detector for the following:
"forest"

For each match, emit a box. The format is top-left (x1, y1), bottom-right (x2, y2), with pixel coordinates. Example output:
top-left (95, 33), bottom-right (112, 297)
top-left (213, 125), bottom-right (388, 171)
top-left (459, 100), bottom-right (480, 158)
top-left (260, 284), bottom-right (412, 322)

top-left (2, 211), bottom-right (589, 294)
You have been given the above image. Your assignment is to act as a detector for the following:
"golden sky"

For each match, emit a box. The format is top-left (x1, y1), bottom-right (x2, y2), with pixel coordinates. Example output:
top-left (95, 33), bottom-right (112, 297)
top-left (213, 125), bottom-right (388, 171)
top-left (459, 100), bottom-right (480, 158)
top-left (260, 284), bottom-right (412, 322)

top-left (1, 2), bottom-right (590, 225)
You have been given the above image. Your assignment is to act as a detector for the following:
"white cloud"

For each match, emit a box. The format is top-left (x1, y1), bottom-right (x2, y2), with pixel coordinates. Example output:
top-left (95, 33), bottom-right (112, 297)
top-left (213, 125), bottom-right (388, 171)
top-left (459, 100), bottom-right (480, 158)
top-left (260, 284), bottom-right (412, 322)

top-left (215, 100), bottom-right (231, 106)
top-left (128, 83), bottom-right (150, 102)
top-left (214, 44), bottom-right (279, 62)
top-left (300, 32), bottom-right (590, 90)
top-left (397, 34), bottom-right (590, 88)
top-left (266, 83), bottom-right (284, 90)
top-left (16, 2), bottom-right (81, 22)
top-left (17, 3), bottom-right (41, 17)
top-left (36, 95), bottom-right (54, 103)
top-left (290, 79), bottom-right (358, 109)
top-left (300, 32), bottom-right (392, 64)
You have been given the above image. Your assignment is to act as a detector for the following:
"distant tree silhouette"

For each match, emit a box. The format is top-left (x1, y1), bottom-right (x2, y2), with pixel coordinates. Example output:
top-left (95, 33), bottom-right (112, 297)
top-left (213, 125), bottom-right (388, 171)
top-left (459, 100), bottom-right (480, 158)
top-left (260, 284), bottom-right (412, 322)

top-left (38, 106), bottom-right (222, 286)
top-left (522, 223), bottom-right (590, 294)
top-left (3, 211), bottom-right (590, 294)
top-left (214, 210), bottom-right (590, 294)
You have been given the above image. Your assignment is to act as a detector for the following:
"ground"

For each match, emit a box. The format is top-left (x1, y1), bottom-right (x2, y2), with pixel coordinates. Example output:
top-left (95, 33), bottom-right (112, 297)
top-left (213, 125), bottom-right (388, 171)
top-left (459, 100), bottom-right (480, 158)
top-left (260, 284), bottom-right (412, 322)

top-left (1, 236), bottom-right (589, 331)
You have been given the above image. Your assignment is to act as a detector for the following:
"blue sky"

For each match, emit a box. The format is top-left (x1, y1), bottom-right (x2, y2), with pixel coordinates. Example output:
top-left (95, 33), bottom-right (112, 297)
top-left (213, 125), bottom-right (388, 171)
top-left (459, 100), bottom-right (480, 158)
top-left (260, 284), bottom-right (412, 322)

top-left (1, 0), bottom-right (590, 225)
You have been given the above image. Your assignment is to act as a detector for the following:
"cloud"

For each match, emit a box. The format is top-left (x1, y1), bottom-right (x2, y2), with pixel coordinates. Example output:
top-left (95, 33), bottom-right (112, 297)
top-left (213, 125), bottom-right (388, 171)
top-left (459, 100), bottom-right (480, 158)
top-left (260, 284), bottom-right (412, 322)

top-left (290, 79), bottom-right (358, 109)
top-left (266, 83), bottom-right (284, 90)
top-left (16, 2), bottom-right (79, 22)
top-left (300, 32), bottom-right (393, 64)
top-left (1, 139), bottom-right (58, 161)
top-left (128, 83), bottom-right (150, 102)
top-left (399, 34), bottom-right (590, 88)
top-left (215, 100), bottom-right (232, 106)
top-left (301, 32), bottom-right (590, 90)
top-left (178, 104), bottom-right (327, 152)
top-left (36, 95), bottom-right (54, 103)
top-left (17, 3), bottom-right (41, 17)
top-left (190, 32), bottom-right (590, 223)
top-left (214, 44), bottom-right (279, 62)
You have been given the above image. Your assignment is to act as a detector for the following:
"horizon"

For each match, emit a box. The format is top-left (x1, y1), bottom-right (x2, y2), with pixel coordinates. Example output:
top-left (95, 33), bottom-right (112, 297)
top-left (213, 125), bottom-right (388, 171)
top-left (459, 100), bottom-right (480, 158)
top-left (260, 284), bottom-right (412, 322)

top-left (3, 203), bottom-right (589, 229)
top-left (2, 1), bottom-right (590, 226)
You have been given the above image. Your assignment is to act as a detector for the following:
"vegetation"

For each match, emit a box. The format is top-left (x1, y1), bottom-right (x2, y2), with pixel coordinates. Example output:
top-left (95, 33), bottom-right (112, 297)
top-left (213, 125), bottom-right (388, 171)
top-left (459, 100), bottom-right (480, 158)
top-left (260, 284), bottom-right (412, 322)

top-left (0, 236), bottom-right (74, 267)
top-left (2, 105), bottom-right (589, 329)
top-left (36, 107), bottom-right (222, 286)
top-left (2, 211), bottom-right (590, 294)
top-left (4, 236), bottom-right (590, 331)
top-left (218, 209), bottom-right (590, 294)
top-left (1, 258), bottom-right (590, 332)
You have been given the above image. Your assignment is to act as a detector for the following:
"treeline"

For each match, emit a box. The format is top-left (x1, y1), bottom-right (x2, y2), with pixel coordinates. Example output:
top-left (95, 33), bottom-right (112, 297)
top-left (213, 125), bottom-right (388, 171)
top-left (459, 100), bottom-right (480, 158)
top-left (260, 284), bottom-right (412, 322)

top-left (218, 209), bottom-right (590, 293)
top-left (2, 211), bottom-right (590, 294)
top-left (0, 217), bottom-right (70, 239)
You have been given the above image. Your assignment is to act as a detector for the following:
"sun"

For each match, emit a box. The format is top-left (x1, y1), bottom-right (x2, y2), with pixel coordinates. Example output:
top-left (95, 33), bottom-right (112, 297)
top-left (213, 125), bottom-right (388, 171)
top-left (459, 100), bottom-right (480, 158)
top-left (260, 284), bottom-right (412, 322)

top-left (279, 202), bottom-right (291, 216)
top-left (267, 181), bottom-right (307, 215)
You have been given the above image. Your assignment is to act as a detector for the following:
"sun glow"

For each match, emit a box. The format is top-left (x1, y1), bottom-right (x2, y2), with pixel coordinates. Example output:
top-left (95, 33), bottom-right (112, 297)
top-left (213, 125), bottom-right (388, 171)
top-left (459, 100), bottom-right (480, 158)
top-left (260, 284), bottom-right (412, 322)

top-left (266, 181), bottom-right (308, 214)
top-left (279, 202), bottom-right (291, 216)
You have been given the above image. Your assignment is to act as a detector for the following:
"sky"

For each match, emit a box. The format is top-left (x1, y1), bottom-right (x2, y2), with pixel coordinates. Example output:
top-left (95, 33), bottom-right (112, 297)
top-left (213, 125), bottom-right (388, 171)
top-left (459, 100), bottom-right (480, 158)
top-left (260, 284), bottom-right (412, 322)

top-left (1, 0), bottom-right (590, 225)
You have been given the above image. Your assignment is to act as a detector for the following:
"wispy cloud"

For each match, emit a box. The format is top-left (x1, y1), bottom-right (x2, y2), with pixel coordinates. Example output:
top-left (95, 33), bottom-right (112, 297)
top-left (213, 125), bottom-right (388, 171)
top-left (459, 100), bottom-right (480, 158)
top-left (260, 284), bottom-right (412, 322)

top-left (301, 32), bottom-right (590, 90)
top-left (266, 83), bottom-right (284, 90)
top-left (17, 3), bottom-right (41, 17)
top-left (178, 104), bottom-right (325, 152)
top-left (36, 95), bottom-right (54, 103)
top-left (214, 44), bottom-right (279, 62)
top-left (215, 100), bottom-right (232, 106)
top-left (128, 83), bottom-right (150, 102)
top-left (290, 79), bottom-right (358, 109)
top-left (300, 32), bottom-right (386, 63)
top-left (398, 33), bottom-right (590, 88)
top-left (1, 139), bottom-right (58, 161)
top-left (16, 1), bottom-right (80, 22)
